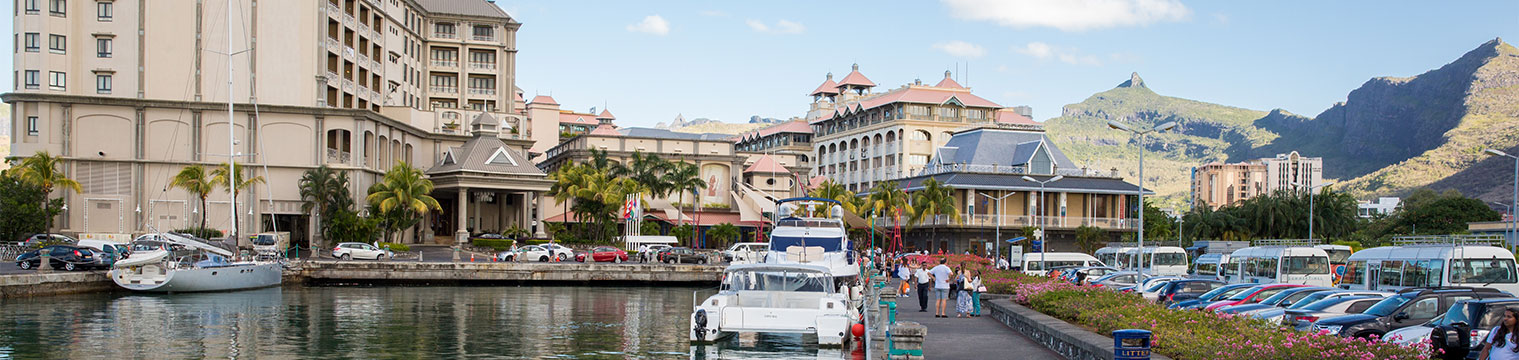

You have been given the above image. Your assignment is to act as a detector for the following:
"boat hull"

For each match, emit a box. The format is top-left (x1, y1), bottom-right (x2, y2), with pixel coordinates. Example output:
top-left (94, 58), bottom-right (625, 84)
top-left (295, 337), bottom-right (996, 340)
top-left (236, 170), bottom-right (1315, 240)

top-left (110, 262), bottom-right (283, 292)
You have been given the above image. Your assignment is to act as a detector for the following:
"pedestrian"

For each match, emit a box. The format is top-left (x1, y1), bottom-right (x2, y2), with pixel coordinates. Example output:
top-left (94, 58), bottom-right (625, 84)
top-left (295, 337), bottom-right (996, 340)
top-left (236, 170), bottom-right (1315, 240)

top-left (996, 256), bottom-right (1009, 270)
top-left (955, 267), bottom-right (972, 318)
top-left (637, 244), bottom-right (649, 263)
top-left (1478, 308), bottom-right (1519, 360)
top-left (914, 261), bottom-right (932, 312)
top-left (897, 260), bottom-right (911, 298)
top-left (930, 258), bottom-right (953, 318)
top-left (969, 269), bottom-right (984, 317)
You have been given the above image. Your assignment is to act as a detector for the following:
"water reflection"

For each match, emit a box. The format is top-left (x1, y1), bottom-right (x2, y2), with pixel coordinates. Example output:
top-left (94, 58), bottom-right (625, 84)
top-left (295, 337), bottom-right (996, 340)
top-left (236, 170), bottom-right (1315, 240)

top-left (0, 286), bottom-right (855, 359)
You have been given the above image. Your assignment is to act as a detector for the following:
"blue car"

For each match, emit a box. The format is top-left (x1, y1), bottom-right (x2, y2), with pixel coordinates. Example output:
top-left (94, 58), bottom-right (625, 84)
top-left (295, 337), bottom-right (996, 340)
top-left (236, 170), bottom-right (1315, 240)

top-left (1155, 279), bottom-right (1226, 305)
top-left (1168, 283), bottom-right (1255, 310)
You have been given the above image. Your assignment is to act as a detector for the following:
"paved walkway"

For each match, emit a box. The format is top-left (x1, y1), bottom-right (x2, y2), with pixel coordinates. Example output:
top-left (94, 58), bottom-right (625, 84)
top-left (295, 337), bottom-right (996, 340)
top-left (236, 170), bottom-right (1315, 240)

top-left (894, 287), bottom-right (1061, 359)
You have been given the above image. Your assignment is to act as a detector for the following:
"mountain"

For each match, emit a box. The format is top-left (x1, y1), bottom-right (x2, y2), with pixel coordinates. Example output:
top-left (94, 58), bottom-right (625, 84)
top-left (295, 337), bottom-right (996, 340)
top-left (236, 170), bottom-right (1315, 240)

top-left (669, 122), bottom-right (766, 135)
top-left (1046, 39), bottom-right (1519, 206)
top-left (748, 115), bottom-right (785, 124)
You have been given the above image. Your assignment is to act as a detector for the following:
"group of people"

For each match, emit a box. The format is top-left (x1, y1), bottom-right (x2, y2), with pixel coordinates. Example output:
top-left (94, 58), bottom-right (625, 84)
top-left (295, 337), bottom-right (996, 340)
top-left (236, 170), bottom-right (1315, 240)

top-left (884, 257), bottom-right (984, 318)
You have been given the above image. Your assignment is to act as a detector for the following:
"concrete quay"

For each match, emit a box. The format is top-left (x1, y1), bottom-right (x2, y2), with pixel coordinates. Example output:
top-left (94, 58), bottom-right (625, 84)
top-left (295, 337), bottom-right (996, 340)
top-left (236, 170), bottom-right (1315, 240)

top-left (0, 270), bottom-right (117, 298)
top-left (297, 260), bottom-right (724, 285)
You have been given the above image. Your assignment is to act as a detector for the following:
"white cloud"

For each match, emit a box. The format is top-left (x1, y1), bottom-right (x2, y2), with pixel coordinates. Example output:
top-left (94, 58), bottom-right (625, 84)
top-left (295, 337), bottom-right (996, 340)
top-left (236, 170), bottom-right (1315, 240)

top-left (932, 40), bottom-right (987, 58)
top-left (1015, 42), bottom-right (1102, 66)
top-left (746, 19), bottom-right (806, 34)
top-left (942, 0), bottom-right (1191, 32)
top-left (995, 65), bottom-right (1010, 73)
top-left (1212, 13), bottom-right (1230, 25)
top-left (700, 10), bottom-right (728, 17)
top-left (626, 15), bottom-right (670, 35)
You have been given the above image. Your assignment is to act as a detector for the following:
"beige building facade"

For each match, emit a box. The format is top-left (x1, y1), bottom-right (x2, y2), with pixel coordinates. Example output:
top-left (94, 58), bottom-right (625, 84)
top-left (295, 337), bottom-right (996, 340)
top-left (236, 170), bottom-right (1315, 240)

top-left (1192, 151), bottom-right (1326, 209)
top-left (7, 0), bottom-right (547, 245)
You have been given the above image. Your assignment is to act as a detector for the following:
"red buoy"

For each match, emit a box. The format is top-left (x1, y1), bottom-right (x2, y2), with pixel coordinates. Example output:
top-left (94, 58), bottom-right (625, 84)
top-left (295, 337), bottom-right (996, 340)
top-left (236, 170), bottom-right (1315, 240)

top-left (851, 323), bottom-right (865, 337)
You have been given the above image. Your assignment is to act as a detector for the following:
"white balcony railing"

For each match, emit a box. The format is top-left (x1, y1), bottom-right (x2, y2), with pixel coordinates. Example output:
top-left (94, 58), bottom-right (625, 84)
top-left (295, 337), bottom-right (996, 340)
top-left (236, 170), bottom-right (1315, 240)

top-left (430, 86), bottom-right (458, 94)
top-left (435, 32), bottom-right (457, 40)
top-left (469, 62), bottom-right (497, 71)
top-left (326, 148), bottom-right (351, 164)
top-left (468, 88), bottom-right (497, 96)
top-left (472, 35), bottom-right (494, 42)
top-left (432, 60), bottom-right (458, 68)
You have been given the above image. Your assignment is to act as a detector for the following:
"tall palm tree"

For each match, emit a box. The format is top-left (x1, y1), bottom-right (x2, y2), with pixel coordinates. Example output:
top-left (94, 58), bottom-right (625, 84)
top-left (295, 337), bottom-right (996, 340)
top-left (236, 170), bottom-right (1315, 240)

top-left (808, 179), bottom-right (862, 217)
top-left (211, 161), bottom-right (266, 193)
top-left (866, 181), bottom-right (912, 249)
top-left (620, 152), bottom-right (671, 197)
top-left (299, 165), bottom-right (352, 242)
top-left (366, 162), bottom-right (442, 242)
top-left (11, 151), bottom-right (82, 233)
top-left (169, 164), bottom-right (217, 230)
top-left (661, 162), bottom-right (706, 245)
top-left (911, 178), bottom-right (960, 249)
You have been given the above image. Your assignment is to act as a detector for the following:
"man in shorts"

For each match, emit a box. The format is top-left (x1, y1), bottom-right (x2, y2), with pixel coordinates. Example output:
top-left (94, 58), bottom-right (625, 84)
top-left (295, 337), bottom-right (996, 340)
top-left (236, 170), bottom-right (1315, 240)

top-left (930, 258), bottom-right (954, 318)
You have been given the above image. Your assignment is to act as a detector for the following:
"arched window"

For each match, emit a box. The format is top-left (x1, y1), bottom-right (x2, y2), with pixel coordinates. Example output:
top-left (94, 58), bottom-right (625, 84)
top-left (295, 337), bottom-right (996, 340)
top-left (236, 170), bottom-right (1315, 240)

top-left (912, 130), bottom-right (931, 141)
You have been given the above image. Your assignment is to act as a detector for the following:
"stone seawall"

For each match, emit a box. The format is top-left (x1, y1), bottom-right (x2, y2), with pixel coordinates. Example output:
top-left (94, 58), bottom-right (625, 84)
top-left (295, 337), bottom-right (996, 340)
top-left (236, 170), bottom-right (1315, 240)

top-left (299, 261), bottom-right (724, 284)
top-left (983, 297), bottom-right (1173, 360)
top-left (0, 271), bottom-right (118, 298)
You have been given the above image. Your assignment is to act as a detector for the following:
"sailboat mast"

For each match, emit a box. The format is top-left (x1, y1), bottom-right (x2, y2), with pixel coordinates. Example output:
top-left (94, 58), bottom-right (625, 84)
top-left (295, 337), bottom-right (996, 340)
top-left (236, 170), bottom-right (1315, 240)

top-left (226, 0), bottom-right (238, 242)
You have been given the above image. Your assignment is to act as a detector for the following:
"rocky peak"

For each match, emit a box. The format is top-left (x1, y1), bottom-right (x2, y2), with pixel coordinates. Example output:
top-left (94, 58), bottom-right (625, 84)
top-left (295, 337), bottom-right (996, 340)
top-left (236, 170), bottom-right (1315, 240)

top-left (1117, 72), bottom-right (1147, 89)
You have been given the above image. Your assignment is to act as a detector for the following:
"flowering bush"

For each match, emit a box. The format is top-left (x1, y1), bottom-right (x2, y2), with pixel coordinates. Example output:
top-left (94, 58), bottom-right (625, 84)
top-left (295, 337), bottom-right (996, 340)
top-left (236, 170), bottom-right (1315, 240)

top-left (993, 271), bottom-right (1435, 360)
top-left (900, 254), bottom-right (990, 270)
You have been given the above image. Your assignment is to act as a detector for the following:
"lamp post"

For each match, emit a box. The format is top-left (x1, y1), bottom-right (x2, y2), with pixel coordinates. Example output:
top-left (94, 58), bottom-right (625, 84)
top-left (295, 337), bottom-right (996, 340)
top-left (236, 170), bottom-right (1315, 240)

top-left (1487, 149), bottom-right (1518, 247)
top-left (1022, 175), bottom-right (1064, 272)
top-left (981, 191), bottom-right (1016, 263)
top-left (1291, 181), bottom-right (1336, 242)
top-left (1107, 121), bottom-right (1176, 268)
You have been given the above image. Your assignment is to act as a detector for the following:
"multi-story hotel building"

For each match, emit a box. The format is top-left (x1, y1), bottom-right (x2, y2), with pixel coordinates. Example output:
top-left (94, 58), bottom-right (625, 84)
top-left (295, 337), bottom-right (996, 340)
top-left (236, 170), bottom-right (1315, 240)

top-left (1192, 151), bottom-right (1325, 209)
top-left (733, 119), bottom-right (813, 171)
top-left (7, 0), bottom-right (554, 246)
top-left (806, 65), bottom-right (1035, 192)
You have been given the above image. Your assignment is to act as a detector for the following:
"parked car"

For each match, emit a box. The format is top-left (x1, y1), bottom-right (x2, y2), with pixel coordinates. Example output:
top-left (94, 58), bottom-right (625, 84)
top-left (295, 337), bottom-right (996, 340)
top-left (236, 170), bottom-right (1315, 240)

top-left (1169, 283), bottom-right (1256, 310)
top-left (1155, 279), bottom-right (1226, 305)
top-left (722, 242), bottom-right (768, 263)
top-left (1204, 284), bottom-right (1308, 312)
top-left (1287, 295), bottom-right (1388, 331)
top-left (17, 233), bottom-right (78, 248)
top-left (1139, 280), bottom-right (1177, 302)
top-left (540, 243), bottom-right (576, 261)
top-left (500, 245), bottom-right (551, 262)
top-left (1422, 298), bottom-right (1519, 359)
top-left (1311, 287), bottom-right (1511, 339)
top-left (578, 246), bottom-right (629, 263)
top-left (1063, 266), bottom-right (1119, 285)
top-left (331, 242), bottom-right (393, 260)
top-left (15, 245), bottom-right (100, 271)
top-left (77, 239), bottom-right (131, 268)
top-left (1091, 271), bottom-right (1143, 289)
top-left (657, 247), bottom-right (707, 264)
top-left (1217, 287), bottom-right (1335, 315)
top-left (1252, 290), bottom-right (1391, 325)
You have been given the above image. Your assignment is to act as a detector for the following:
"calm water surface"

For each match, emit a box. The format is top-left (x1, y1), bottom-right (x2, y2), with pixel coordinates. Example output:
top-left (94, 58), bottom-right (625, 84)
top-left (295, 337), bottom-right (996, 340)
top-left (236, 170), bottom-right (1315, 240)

top-left (0, 285), bottom-right (857, 359)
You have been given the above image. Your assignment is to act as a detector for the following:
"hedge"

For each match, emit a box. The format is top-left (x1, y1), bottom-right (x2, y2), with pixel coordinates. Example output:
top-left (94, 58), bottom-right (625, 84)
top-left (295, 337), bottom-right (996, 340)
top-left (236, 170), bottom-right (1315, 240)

top-left (471, 238), bottom-right (514, 251)
top-left (995, 272), bottom-right (1433, 360)
top-left (376, 242), bottom-right (410, 252)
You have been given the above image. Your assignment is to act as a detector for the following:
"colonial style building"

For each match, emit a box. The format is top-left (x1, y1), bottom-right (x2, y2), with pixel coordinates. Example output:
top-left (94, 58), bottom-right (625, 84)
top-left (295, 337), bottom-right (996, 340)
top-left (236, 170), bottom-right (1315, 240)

top-left (806, 65), bottom-right (1036, 193)
top-left (6, 0), bottom-right (551, 247)
top-left (887, 124), bottom-right (1143, 254)
top-left (1192, 151), bottom-right (1325, 209)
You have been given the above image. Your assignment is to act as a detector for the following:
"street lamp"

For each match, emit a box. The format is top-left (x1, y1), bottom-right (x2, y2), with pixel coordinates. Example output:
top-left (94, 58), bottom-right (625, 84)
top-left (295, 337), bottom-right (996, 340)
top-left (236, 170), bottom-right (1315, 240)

top-left (980, 191), bottom-right (1016, 263)
top-left (1487, 149), bottom-right (1519, 246)
top-left (1108, 120), bottom-right (1176, 266)
top-left (1022, 175), bottom-right (1063, 272)
top-left (1291, 181), bottom-right (1336, 242)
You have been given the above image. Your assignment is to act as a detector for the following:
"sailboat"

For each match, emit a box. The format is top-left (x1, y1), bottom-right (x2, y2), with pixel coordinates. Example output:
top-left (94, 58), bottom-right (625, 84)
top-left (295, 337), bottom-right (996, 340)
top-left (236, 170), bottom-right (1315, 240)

top-left (108, 0), bottom-right (282, 292)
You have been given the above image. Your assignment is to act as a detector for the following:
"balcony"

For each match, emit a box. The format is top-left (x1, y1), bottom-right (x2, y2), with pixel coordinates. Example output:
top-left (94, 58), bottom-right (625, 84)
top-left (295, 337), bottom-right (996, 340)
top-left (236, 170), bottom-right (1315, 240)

top-left (326, 148), bottom-right (351, 164)
top-left (472, 35), bottom-right (495, 42)
top-left (469, 62), bottom-right (497, 71)
top-left (434, 32), bottom-right (457, 40)
top-left (341, 79), bottom-right (355, 93)
top-left (326, 38), bottom-right (342, 53)
top-left (432, 60), bottom-right (458, 68)
top-left (327, 3), bottom-right (342, 17)
top-left (430, 86), bottom-right (458, 94)
top-left (468, 88), bottom-right (497, 96)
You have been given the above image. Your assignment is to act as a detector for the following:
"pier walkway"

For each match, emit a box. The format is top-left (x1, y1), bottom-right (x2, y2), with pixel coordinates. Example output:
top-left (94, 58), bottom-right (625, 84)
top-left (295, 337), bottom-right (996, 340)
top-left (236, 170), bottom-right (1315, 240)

top-left (894, 290), bottom-right (1060, 359)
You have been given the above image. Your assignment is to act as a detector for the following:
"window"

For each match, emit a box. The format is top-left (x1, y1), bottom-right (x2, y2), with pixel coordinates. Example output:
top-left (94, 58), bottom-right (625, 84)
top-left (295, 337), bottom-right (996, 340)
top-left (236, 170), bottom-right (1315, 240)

top-left (911, 130), bottom-right (930, 141)
top-left (908, 155), bottom-right (928, 165)
top-left (24, 70), bottom-right (40, 89)
top-left (1380, 260), bottom-right (1404, 287)
top-left (1450, 259), bottom-right (1518, 284)
top-left (1402, 259), bottom-right (1443, 287)
top-left (472, 25), bottom-right (493, 40)
top-left (1342, 260), bottom-right (1365, 287)
top-left (96, 1), bottom-right (111, 21)
top-left (95, 38), bottom-right (111, 57)
top-left (48, 71), bottom-right (65, 90)
top-left (50, 0), bottom-right (65, 16)
top-left (24, 33), bottom-right (40, 52)
top-left (1281, 256), bottom-right (1329, 275)
top-left (433, 22), bottom-right (455, 37)
top-left (1406, 297), bottom-right (1440, 319)
top-left (25, 0), bottom-right (40, 13)
top-left (95, 74), bottom-right (110, 94)
top-left (27, 116), bottom-right (39, 135)
top-left (49, 34), bottom-right (66, 53)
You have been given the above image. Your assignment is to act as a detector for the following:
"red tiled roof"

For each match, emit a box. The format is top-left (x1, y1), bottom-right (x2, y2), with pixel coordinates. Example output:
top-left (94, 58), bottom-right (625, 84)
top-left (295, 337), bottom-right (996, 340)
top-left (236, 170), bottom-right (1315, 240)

top-left (529, 95), bottom-right (559, 105)
top-left (743, 155), bottom-right (790, 174)
top-left (810, 75), bottom-right (840, 96)
top-left (740, 120), bottom-right (812, 140)
top-left (856, 86), bottom-right (1001, 110)
top-left (589, 124), bottom-right (621, 136)
top-left (995, 109), bottom-right (1037, 125)
top-left (646, 211), bottom-right (761, 227)
top-left (934, 71), bottom-right (965, 89)
top-left (597, 109), bottom-right (616, 119)
top-left (836, 64), bottom-right (875, 88)
top-left (559, 112), bottom-right (597, 125)
top-left (807, 175), bottom-right (828, 189)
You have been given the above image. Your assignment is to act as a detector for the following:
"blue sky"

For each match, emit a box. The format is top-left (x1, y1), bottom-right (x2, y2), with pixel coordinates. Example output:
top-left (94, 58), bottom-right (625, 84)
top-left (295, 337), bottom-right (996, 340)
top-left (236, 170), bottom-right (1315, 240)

top-left (3, 1), bottom-right (1514, 129)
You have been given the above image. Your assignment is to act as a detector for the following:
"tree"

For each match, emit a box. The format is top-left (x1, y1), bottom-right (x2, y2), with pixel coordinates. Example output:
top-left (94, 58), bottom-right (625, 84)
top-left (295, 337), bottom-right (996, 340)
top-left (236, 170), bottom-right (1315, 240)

top-left (9, 151), bottom-right (81, 233)
top-left (503, 225), bottom-right (529, 240)
top-left (640, 221), bottom-right (662, 235)
top-left (1074, 225), bottom-right (1108, 254)
top-left (0, 173), bottom-right (63, 242)
top-left (671, 224), bottom-right (697, 247)
top-left (298, 165), bottom-right (352, 244)
top-left (619, 152), bottom-right (671, 198)
top-left (708, 223), bottom-right (740, 249)
top-left (365, 162), bottom-right (442, 243)
top-left (661, 162), bottom-right (706, 232)
top-left (324, 208), bottom-right (379, 244)
top-left (169, 164), bottom-right (217, 230)
top-left (211, 161), bottom-right (266, 193)
top-left (549, 163), bottom-right (643, 244)
top-left (911, 178), bottom-right (960, 248)
top-left (866, 181), bottom-right (912, 246)
top-left (1142, 201), bottom-right (1175, 245)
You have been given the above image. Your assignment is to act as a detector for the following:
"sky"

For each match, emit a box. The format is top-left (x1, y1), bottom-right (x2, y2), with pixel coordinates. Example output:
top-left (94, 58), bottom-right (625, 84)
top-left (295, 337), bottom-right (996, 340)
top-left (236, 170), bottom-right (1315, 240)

top-left (2, 1), bottom-right (1515, 129)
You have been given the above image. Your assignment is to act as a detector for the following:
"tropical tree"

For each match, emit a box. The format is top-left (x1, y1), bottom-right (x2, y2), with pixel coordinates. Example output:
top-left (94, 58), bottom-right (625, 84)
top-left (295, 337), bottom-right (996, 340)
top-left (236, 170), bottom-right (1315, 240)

top-left (366, 162), bottom-right (442, 243)
top-left (1074, 225), bottom-right (1108, 254)
top-left (169, 164), bottom-right (217, 230)
top-left (1141, 201), bottom-right (1175, 244)
top-left (619, 151), bottom-right (671, 197)
top-left (0, 172), bottom-right (63, 242)
top-left (298, 165), bottom-right (352, 243)
top-left (502, 225), bottom-right (529, 240)
top-left (10, 151), bottom-right (82, 233)
top-left (911, 178), bottom-right (960, 248)
top-left (865, 181), bottom-right (912, 246)
top-left (707, 223), bottom-right (740, 249)
top-left (549, 163), bottom-right (644, 244)
top-left (662, 162), bottom-right (706, 230)
top-left (640, 221), bottom-right (662, 235)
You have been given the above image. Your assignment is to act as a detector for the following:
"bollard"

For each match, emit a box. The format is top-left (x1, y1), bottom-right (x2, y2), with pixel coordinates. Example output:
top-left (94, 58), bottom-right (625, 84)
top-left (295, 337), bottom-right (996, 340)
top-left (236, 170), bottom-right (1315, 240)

top-left (38, 253), bottom-right (51, 273)
top-left (1113, 329), bottom-right (1153, 360)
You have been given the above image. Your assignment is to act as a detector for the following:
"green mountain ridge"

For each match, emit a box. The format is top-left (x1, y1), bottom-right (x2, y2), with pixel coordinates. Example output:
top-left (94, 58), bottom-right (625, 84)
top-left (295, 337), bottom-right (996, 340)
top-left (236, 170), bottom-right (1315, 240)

top-left (1046, 38), bottom-right (1519, 207)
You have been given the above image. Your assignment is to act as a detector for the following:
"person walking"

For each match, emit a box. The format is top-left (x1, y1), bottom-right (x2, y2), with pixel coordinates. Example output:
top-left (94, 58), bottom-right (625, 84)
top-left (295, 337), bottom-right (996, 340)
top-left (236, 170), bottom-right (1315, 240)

top-left (930, 258), bottom-right (953, 318)
top-left (955, 267), bottom-right (973, 318)
top-left (896, 260), bottom-right (911, 298)
top-left (914, 261), bottom-right (932, 312)
top-left (1479, 308), bottom-right (1519, 360)
top-left (969, 269), bottom-right (984, 317)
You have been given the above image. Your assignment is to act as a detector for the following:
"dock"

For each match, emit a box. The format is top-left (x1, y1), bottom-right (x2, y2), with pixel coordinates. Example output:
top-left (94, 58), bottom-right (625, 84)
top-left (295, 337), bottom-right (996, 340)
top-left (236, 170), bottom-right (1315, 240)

top-left (298, 260), bottom-right (724, 284)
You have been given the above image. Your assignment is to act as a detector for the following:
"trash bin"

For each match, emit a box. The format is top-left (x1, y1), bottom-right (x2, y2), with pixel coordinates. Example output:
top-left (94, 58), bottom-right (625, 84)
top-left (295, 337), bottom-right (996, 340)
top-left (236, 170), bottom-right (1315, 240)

top-left (1113, 329), bottom-right (1152, 360)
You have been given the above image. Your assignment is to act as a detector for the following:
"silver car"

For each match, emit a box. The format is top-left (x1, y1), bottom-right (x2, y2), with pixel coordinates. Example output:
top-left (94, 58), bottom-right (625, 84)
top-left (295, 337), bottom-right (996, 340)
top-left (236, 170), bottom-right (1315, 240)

top-left (1251, 290), bottom-right (1391, 324)
top-left (1285, 295), bottom-right (1386, 331)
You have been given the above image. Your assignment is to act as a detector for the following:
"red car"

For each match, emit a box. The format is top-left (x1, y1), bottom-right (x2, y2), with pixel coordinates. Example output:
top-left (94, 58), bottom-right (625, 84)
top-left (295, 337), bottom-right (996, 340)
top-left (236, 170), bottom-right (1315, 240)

top-left (1204, 284), bottom-right (1306, 312)
top-left (577, 246), bottom-right (628, 263)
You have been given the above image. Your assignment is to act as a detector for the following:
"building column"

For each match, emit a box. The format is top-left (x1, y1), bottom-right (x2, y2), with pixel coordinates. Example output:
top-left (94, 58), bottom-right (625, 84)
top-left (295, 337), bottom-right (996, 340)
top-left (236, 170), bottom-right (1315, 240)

top-left (455, 187), bottom-right (469, 261)
top-left (532, 192), bottom-right (547, 239)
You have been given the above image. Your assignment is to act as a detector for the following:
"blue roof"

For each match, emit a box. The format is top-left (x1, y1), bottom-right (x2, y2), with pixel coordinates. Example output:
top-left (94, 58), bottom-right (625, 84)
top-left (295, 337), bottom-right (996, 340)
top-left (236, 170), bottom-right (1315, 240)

top-left (936, 128), bottom-right (1076, 169)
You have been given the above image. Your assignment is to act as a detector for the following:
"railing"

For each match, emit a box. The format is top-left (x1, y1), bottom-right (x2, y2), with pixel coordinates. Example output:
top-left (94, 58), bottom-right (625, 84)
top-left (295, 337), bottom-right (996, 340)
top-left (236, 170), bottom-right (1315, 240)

top-left (914, 162), bottom-right (1124, 179)
top-left (469, 62), bottom-right (497, 71)
top-left (435, 31), bottom-right (457, 40)
top-left (327, 2), bottom-right (342, 17)
top-left (326, 148), bottom-right (351, 164)
top-left (468, 88), bottom-right (497, 96)
top-left (430, 86), bottom-right (458, 94)
top-left (878, 214), bottom-right (1137, 230)
top-left (432, 60), bottom-right (458, 68)
top-left (472, 35), bottom-right (495, 42)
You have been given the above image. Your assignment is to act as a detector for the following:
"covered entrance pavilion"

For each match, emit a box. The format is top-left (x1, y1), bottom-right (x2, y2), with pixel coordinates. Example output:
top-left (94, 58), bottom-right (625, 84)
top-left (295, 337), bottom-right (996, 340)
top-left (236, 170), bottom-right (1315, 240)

top-left (423, 114), bottom-right (552, 258)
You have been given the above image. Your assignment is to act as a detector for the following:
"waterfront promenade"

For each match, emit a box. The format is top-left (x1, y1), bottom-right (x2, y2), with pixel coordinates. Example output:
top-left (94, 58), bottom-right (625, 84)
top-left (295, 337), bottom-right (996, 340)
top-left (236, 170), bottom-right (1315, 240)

top-left (894, 290), bottom-right (1060, 359)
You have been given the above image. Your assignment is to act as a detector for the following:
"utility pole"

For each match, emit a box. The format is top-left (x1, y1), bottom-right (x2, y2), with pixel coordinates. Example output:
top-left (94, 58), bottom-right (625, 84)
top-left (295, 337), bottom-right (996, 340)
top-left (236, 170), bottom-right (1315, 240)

top-left (1108, 121), bottom-right (1177, 268)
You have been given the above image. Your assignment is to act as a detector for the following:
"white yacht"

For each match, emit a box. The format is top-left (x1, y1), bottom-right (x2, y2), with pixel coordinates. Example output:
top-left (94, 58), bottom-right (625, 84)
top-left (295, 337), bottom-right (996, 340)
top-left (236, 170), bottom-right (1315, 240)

top-left (763, 198), bottom-right (860, 283)
top-left (109, 232), bottom-right (283, 293)
top-left (690, 263), bottom-right (855, 346)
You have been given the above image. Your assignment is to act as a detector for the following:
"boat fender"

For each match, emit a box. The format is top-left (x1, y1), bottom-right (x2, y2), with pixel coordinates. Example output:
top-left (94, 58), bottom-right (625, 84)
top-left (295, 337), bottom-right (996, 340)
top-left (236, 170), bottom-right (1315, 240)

top-left (693, 309), bottom-right (709, 341)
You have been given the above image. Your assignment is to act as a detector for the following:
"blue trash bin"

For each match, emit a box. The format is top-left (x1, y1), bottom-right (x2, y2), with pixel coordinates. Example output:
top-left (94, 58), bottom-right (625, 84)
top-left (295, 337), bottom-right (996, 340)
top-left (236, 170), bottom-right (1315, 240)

top-left (1113, 329), bottom-right (1152, 360)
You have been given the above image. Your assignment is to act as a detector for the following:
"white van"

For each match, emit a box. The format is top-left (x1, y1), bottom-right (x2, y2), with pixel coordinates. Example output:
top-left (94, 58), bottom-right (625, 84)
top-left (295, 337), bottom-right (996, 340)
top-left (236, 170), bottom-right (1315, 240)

top-left (1192, 253), bottom-right (1230, 280)
top-left (1139, 247), bottom-right (1190, 276)
top-left (723, 242), bottom-right (768, 264)
top-left (1095, 246), bottom-right (1135, 270)
top-left (1315, 244), bottom-right (1354, 279)
top-left (1223, 246), bottom-right (1335, 287)
top-left (1018, 252), bottom-right (1106, 275)
top-left (1340, 242), bottom-right (1518, 295)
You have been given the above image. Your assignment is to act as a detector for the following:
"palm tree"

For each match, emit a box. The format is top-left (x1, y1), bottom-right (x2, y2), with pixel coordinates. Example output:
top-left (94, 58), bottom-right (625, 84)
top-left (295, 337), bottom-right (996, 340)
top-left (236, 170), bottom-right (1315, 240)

top-left (661, 162), bottom-right (706, 245)
top-left (11, 151), bottom-right (82, 233)
top-left (708, 223), bottom-right (740, 249)
top-left (866, 181), bottom-right (912, 247)
top-left (211, 161), bottom-right (266, 193)
top-left (169, 164), bottom-right (217, 230)
top-left (808, 179), bottom-right (863, 217)
top-left (366, 162), bottom-right (442, 242)
top-left (911, 178), bottom-right (960, 250)
top-left (620, 152), bottom-right (671, 198)
top-left (299, 165), bottom-right (352, 243)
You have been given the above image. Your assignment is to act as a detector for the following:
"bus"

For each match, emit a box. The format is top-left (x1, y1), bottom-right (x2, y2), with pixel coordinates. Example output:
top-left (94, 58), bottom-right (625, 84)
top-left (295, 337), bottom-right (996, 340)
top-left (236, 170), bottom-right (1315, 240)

top-left (1315, 244), bottom-right (1354, 279)
top-left (1139, 247), bottom-right (1190, 276)
top-left (1191, 253), bottom-right (1230, 280)
top-left (1017, 252), bottom-right (1106, 275)
top-left (1095, 246), bottom-right (1135, 271)
top-left (1222, 245), bottom-right (1335, 287)
top-left (1338, 235), bottom-right (1518, 294)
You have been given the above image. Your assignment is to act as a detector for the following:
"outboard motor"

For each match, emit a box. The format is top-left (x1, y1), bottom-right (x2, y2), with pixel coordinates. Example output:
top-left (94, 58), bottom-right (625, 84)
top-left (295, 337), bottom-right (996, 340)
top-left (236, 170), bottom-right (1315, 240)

top-left (692, 309), bottom-right (709, 341)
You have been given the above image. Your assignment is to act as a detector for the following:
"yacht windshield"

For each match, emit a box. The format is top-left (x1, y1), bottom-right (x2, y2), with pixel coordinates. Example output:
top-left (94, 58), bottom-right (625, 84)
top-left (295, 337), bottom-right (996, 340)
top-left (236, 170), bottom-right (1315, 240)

top-left (770, 236), bottom-right (842, 252)
top-left (726, 270), bottom-right (835, 292)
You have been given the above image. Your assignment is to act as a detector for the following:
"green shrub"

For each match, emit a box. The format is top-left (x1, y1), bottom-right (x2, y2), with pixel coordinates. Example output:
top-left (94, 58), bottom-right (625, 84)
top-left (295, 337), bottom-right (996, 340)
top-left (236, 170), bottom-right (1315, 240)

top-left (471, 238), bottom-right (514, 250)
top-left (376, 242), bottom-right (410, 252)
top-left (173, 227), bottom-right (222, 240)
